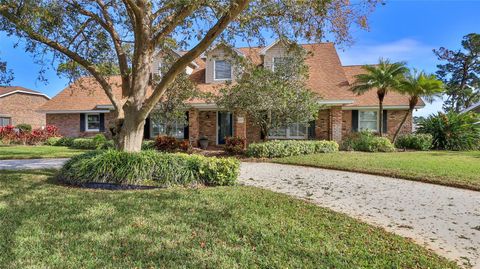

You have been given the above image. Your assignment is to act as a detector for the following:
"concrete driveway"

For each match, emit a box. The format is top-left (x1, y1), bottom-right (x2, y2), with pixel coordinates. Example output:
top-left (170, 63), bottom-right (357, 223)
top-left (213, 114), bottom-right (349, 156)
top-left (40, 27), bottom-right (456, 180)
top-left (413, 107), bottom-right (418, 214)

top-left (0, 158), bottom-right (68, 170)
top-left (240, 162), bottom-right (480, 268)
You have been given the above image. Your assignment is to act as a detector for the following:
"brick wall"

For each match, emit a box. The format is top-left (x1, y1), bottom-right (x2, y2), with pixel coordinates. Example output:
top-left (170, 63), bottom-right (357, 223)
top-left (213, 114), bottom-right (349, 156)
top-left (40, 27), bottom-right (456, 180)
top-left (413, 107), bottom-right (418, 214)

top-left (47, 112), bottom-right (114, 137)
top-left (315, 109), bottom-right (330, 140)
top-left (0, 93), bottom-right (48, 128)
top-left (329, 106), bottom-right (343, 142)
top-left (342, 110), bottom-right (352, 137)
top-left (246, 118), bottom-right (262, 143)
top-left (386, 110), bottom-right (412, 136)
top-left (198, 111), bottom-right (217, 145)
top-left (188, 108), bottom-right (200, 145)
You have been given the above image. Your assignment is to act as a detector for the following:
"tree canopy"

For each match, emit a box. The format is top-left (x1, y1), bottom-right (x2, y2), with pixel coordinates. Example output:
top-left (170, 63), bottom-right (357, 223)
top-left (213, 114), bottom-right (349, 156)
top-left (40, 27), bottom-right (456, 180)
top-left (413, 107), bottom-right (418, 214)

top-left (434, 33), bottom-right (480, 113)
top-left (0, 0), bottom-right (380, 151)
top-left (0, 54), bottom-right (13, 85)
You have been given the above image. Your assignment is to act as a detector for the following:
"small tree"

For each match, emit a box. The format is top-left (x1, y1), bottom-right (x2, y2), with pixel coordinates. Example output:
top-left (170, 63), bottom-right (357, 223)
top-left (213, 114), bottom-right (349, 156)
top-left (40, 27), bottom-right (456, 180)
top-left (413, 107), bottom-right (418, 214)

top-left (349, 59), bottom-right (408, 136)
top-left (217, 46), bottom-right (320, 139)
top-left (393, 70), bottom-right (444, 142)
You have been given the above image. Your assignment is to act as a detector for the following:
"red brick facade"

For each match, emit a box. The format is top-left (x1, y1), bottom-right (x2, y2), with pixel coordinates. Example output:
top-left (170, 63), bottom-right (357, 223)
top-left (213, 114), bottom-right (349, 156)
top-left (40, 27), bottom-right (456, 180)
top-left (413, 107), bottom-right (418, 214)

top-left (47, 108), bottom-right (413, 146)
top-left (0, 93), bottom-right (48, 129)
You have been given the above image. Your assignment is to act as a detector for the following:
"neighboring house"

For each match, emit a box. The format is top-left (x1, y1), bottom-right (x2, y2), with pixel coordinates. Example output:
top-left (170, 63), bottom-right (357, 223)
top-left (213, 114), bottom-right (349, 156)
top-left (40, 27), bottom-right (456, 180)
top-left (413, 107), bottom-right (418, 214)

top-left (39, 40), bottom-right (424, 145)
top-left (463, 101), bottom-right (480, 114)
top-left (0, 86), bottom-right (50, 128)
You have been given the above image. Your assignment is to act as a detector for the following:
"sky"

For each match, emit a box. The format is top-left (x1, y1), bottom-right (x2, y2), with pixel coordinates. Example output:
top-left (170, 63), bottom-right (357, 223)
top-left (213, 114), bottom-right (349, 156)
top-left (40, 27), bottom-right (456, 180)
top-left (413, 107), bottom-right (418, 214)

top-left (1, 0), bottom-right (479, 117)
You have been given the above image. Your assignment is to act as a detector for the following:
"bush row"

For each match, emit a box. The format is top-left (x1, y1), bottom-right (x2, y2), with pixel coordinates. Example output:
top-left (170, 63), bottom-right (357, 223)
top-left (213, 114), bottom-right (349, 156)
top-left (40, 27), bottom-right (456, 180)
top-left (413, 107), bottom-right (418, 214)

top-left (246, 140), bottom-right (339, 158)
top-left (395, 134), bottom-right (433, 151)
top-left (0, 125), bottom-right (59, 145)
top-left (58, 150), bottom-right (239, 187)
top-left (341, 131), bottom-right (395, 152)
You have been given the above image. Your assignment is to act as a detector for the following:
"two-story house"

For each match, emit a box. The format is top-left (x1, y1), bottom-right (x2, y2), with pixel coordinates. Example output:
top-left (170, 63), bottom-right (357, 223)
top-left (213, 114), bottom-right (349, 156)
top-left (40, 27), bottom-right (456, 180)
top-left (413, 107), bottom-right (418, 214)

top-left (39, 40), bottom-right (424, 146)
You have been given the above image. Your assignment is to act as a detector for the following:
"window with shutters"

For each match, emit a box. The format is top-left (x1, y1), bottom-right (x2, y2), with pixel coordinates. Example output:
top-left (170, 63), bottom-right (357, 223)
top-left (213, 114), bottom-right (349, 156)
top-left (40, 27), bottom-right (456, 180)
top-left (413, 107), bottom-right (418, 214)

top-left (268, 122), bottom-right (308, 139)
top-left (214, 60), bottom-right (232, 80)
top-left (85, 113), bottom-right (100, 132)
top-left (0, 117), bottom-right (11, 127)
top-left (358, 111), bottom-right (378, 131)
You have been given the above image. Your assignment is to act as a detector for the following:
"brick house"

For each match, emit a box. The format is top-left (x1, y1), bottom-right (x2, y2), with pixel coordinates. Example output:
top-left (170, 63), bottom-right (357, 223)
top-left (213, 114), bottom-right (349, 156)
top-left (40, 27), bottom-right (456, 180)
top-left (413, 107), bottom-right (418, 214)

top-left (0, 86), bottom-right (50, 128)
top-left (39, 41), bottom-right (424, 145)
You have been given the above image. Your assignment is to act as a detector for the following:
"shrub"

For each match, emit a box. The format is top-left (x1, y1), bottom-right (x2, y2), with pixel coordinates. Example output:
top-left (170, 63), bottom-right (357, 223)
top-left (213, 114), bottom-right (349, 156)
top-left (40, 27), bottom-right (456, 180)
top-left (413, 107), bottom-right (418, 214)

top-left (0, 125), bottom-right (16, 144)
top-left (71, 138), bottom-right (98, 149)
top-left (45, 137), bottom-right (61, 146)
top-left (341, 131), bottom-right (395, 152)
top-left (16, 124), bottom-right (32, 133)
top-left (0, 124), bottom-right (59, 145)
top-left (92, 134), bottom-right (108, 148)
top-left (395, 134), bottom-right (433, 151)
top-left (154, 135), bottom-right (189, 152)
top-left (58, 150), bottom-right (239, 187)
top-left (246, 140), bottom-right (339, 158)
top-left (141, 140), bottom-right (155, 150)
top-left (225, 136), bottom-right (246, 155)
top-left (55, 137), bottom-right (75, 147)
top-left (417, 112), bottom-right (480, 151)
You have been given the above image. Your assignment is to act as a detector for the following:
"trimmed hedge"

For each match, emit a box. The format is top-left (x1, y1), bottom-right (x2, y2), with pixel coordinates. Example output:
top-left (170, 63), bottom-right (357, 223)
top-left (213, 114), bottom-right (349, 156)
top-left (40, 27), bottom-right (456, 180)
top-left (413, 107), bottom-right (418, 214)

top-left (395, 134), bottom-right (433, 151)
top-left (58, 150), bottom-right (239, 187)
top-left (342, 131), bottom-right (395, 152)
top-left (246, 140), bottom-right (339, 158)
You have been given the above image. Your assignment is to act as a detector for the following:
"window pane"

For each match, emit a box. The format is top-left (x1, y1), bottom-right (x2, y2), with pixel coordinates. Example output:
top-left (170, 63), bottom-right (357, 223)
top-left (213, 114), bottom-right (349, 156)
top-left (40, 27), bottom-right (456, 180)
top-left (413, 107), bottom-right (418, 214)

top-left (359, 111), bottom-right (378, 131)
top-left (87, 115), bottom-right (100, 130)
top-left (269, 125), bottom-right (287, 137)
top-left (215, 60), bottom-right (232, 80)
top-left (288, 123), bottom-right (307, 137)
top-left (0, 118), bottom-right (10, 126)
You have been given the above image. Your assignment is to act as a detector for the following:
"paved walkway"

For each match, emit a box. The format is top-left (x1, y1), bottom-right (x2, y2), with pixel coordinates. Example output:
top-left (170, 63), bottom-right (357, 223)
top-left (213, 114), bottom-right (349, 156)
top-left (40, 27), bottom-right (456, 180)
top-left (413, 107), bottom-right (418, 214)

top-left (0, 158), bottom-right (68, 170)
top-left (239, 162), bottom-right (480, 268)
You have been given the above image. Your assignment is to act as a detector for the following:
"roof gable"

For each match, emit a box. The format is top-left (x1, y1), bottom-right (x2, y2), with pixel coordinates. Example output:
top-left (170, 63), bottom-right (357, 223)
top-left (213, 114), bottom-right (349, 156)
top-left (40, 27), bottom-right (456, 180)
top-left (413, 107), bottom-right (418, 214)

top-left (0, 86), bottom-right (50, 99)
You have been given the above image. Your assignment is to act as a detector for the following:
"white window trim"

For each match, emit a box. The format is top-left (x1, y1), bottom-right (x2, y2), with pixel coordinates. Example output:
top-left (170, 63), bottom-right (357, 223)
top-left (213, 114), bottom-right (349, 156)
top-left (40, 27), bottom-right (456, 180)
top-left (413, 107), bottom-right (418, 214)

top-left (150, 119), bottom-right (185, 139)
top-left (268, 123), bottom-right (308, 140)
top-left (85, 113), bottom-right (100, 132)
top-left (213, 59), bottom-right (233, 81)
top-left (358, 110), bottom-right (379, 132)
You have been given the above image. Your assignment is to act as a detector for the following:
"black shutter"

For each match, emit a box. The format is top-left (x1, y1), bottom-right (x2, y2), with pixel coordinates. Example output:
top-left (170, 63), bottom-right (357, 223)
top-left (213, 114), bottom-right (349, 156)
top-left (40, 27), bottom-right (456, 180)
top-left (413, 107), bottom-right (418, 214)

top-left (144, 117), bottom-right (151, 139)
top-left (383, 110), bottom-right (388, 134)
top-left (183, 111), bottom-right (189, 139)
top-left (351, 110), bottom-right (358, 132)
top-left (99, 113), bottom-right (105, 132)
top-left (80, 113), bottom-right (86, 132)
top-left (308, 120), bottom-right (316, 139)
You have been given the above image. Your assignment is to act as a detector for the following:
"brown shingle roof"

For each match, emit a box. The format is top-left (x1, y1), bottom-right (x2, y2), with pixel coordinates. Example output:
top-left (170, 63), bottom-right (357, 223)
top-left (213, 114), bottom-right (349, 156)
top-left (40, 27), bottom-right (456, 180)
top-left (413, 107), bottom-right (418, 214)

top-left (342, 65), bottom-right (425, 107)
top-left (41, 43), bottom-right (419, 111)
top-left (0, 86), bottom-right (49, 99)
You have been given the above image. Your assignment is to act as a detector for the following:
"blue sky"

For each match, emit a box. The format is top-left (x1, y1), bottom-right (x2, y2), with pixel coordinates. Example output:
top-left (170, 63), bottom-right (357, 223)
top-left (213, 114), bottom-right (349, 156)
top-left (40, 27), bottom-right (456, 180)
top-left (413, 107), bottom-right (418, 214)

top-left (1, 0), bottom-right (479, 117)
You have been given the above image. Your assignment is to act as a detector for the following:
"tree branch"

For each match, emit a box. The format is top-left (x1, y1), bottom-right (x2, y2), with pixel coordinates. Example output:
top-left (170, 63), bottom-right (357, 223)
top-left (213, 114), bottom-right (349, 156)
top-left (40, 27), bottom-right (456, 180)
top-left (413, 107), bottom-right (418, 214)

top-left (141, 0), bottom-right (250, 119)
top-left (0, 8), bottom-right (121, 111)
top-left (151, 3), bottom-right (199, 47)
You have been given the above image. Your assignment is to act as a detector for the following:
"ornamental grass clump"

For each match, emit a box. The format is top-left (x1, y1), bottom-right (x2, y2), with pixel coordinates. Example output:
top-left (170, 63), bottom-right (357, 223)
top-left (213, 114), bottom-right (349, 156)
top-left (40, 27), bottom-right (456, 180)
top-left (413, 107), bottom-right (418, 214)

top-left (246, 140), bottom-right (339, 158)
top-left (58, 150), bottom-right (239, 187)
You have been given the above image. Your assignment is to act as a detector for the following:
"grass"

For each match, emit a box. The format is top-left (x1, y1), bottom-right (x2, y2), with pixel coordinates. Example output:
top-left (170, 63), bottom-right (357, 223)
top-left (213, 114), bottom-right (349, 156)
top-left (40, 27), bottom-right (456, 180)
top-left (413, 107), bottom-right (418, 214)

top-left (274, 150), bottom-right (480, 191)
top-left (0, 145), bottom-right (88, 159)
top-left (0, 170), bottom-right (457, 268)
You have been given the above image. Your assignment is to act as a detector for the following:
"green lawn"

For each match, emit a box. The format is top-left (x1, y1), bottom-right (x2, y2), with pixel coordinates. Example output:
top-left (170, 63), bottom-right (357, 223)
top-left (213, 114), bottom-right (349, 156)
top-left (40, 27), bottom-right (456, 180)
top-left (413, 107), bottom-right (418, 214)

top-left (0, 145), bottom-right (88, 159)
top-left (0, 170), bottom-right (456, 268)
top-left (274, 151), bottom-right (480, 191)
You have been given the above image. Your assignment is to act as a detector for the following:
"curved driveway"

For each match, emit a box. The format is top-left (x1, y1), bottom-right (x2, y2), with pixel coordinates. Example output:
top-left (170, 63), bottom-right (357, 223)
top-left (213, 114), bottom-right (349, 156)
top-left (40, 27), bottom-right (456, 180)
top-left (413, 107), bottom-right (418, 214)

top-left (240, 162), bottom-right (480, 268)
top-left (0, 158), bottom-right (68, 170)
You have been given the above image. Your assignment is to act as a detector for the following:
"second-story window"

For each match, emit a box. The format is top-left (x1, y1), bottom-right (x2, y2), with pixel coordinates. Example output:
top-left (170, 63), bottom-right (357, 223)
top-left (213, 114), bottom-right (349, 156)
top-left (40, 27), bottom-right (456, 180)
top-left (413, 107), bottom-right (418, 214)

top-left (272, 57), bottom-right (292, 72)
top-left (214, 60), bottom-right (232, 80)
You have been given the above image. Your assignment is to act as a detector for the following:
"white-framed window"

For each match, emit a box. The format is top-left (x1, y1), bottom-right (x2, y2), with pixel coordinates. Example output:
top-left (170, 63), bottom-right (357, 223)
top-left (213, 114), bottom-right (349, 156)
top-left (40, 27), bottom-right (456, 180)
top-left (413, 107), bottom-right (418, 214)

top-left (85, 113), bottom-right (101, 132)
top-left (358, 111), bottom-right (378, 131)
top-left (151, 120), bottom-right (185, 139)
top-left (214, 60), bottom-right (232, 80)
top-left (0, 117), bottom-right (11, 127)
top-left (272, 57), bottom-right (292, 72)
top-left (268, 122), bottom-right (308, 139)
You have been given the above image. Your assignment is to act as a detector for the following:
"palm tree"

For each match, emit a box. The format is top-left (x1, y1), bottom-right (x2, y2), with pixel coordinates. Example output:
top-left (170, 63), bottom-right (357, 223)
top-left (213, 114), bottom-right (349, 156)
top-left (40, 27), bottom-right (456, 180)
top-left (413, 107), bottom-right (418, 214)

top-left (393, 70), bottom-right (444, 142)
top-left (350, 59), bottom-right (408, 136)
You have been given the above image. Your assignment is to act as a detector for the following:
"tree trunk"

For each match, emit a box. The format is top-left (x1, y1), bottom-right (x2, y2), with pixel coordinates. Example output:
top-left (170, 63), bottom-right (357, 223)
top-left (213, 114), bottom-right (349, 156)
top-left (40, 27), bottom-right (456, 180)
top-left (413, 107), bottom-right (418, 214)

top-left (114, 109), bottom-right (146, 152)
top-left (378, 90), bottom-right (385, 136)
top-left (392, 109), bottom-right (411, 143)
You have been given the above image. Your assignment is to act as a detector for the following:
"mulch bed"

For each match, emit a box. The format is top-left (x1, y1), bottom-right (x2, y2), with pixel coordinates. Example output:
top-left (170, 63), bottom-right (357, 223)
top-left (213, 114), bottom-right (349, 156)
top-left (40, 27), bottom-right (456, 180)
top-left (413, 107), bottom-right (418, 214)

top-left (79, 182), bottom-right (160, 190)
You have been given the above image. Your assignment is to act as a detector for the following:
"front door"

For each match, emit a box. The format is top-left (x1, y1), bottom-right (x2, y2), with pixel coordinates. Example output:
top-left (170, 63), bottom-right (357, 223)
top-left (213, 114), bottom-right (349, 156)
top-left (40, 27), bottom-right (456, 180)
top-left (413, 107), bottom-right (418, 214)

top-left (217, 112), bottom-right (233, 145)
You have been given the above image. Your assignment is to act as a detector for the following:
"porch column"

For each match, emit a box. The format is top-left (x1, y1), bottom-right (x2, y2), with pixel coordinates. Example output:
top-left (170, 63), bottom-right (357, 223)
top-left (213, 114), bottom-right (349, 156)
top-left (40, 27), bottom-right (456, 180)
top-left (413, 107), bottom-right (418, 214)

top-left (329, 106), bottom-right (343, 142)
top-left (234, 112), bottom-right (247, 142)
top-left (188, 108), bottom-right (200, 146)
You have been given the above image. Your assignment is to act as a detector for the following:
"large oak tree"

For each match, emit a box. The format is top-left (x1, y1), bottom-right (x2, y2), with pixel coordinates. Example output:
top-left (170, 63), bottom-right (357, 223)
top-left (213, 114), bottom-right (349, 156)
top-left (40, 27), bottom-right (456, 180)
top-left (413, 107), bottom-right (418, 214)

top-left (0, 0), bottom-right (379, 152)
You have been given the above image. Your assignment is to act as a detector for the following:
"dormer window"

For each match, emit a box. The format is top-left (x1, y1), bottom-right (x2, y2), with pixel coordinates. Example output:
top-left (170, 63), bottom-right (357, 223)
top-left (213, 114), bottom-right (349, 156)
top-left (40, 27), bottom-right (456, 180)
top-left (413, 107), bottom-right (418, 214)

top-left (272, 57), bottom-right (291, 72)
top-left (214, 60), bottom-right (232, 80)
